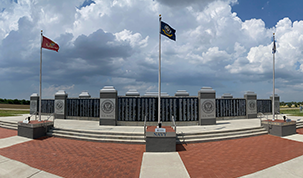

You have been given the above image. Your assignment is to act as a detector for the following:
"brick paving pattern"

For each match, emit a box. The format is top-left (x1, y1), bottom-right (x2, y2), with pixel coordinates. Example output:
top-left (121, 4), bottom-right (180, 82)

top-left (0, 137), bottom-right (145, 178)
top-left (297, 128), bottom-right (303, 134)
top-left (0, 127), bottom-right (17, 138)
top-left (177, 135), bottom-right (303, 178)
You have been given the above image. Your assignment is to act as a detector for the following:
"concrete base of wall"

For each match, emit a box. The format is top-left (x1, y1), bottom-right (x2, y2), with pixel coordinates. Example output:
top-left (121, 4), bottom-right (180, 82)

top-left (247, 114), bottom-right (257, 118)
top-left (216, 116), bottom-right (247, 120)
top-left (99, 118), bottom-right (116, 126)
top-left (55, 114), bottom-right (65, 119)
top-left (200, 118), bottom-right (216, 125)
top-left (145, 126), bottom-right (176, 152)
top-left (66, 116), bottom-right (99, 121)
top-left (18, 121), bottom-right (53, 139)
top-left (117, 121), bottom-right (198, 126)
top-left (261, 120), bottom-right (296, 137)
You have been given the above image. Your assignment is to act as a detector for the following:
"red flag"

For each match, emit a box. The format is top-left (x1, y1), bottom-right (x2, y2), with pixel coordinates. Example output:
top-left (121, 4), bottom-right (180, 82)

top-left (41, 36), bottom-right (59, 52)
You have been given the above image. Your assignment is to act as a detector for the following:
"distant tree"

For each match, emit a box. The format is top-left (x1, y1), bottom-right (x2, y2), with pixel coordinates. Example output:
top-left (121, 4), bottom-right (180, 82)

top-left (13, 99), bottom-right (20, 104)
top-left (0, 98), bottom-right (30, 105)
top-left (7, 99), bottom-right (13, 104)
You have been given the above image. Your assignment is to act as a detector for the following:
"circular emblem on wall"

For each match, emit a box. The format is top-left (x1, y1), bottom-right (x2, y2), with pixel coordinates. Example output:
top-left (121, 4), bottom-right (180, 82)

top-left (202, 100), bottom-right (214, 114)
top-left (56, 100), bottom-right (64, 111)
top-left (30, 101), bottom-right (37, 111)
top-left (101, 100), bottom-right (114, 114)
top-left (248, 101), bottom-right (256, 110)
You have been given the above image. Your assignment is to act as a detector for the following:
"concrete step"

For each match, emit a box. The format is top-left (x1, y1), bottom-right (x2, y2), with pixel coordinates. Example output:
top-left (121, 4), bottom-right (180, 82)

top-left (0, 121), bottom-right (17, 130)
top-left (177, 128), bottom-right (266, 140)
top-left (296, 121), bottom-right (303, 129)
top-left (47, 132), bottom-right (145, 144)
top-left (49, 128), bottom-right (144, 136)
top-left (48, 127), bottom-right (269, 144)
top-left (47, 128), bottom-right (145, 144)
top-left (176, 127), bottom-right (268, 144)
top-left (48, 129), bottom-right (145, 140)
top-left (177, 130), bottom-right (268, 144)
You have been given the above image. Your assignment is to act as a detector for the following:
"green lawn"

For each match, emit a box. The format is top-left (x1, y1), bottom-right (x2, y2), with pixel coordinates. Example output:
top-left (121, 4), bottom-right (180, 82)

top-left (279, 109), bottom-right (303, 116)
top-left (0, 110), bottom-right (29, 117)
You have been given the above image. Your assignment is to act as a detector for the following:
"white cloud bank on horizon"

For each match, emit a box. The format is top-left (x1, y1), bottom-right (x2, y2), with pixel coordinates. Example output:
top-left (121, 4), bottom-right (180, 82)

top-left (0, 0), bottom-right (303, 101)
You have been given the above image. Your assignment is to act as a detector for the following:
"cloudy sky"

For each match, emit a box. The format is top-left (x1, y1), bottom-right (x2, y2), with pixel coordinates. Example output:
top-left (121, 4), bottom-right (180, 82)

top-left (1, 0), bottom-right (303, 102)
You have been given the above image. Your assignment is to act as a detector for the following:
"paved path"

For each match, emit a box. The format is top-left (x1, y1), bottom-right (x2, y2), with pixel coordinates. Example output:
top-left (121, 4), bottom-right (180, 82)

top-left (241, 134), bottom-right (303, 178)
top-left (0, 155), bottom-right (61, 178)
top-left (1, 115), bottom-right (303, 177)
top-left (140, 152), bottom-right (190, 178)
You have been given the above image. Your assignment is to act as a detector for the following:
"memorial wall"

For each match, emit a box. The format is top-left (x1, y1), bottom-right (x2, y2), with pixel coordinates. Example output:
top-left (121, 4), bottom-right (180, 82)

top-left (32, 88), bottom-right (278, 122)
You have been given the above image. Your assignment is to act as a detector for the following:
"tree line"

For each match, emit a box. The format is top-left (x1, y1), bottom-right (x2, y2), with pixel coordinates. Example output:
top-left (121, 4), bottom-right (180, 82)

top-left (0, 98), bottom-right (30, 105)
top-left (280, 101), bottom-right (303, 107)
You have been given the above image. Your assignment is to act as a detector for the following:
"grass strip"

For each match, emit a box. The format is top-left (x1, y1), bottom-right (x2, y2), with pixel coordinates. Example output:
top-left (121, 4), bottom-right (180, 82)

top-left (0, 110), bottom-right (29, 117)
top-left (279, 109), bottom-right (303, 116)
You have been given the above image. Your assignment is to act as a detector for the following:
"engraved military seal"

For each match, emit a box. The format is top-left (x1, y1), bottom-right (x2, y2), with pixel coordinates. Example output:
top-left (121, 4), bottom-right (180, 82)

top-left (248, 100), bottom-right (256, 110)
top-left (101, 100), bottom-right (114, 114)
top-left (202, 100), bottom-right (214, 114)
top-left (30, 101), bottom-right (37, 111)
top-left (55, 100), bottom-right (64, 111)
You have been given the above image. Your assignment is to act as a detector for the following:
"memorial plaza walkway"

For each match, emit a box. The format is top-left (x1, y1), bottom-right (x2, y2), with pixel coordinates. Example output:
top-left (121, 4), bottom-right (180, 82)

top-left (1, 115), bottom-right (303, 177)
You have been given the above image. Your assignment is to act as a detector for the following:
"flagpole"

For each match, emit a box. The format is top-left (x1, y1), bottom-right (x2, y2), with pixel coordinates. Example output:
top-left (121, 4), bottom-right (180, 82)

top-left (39, 30), bottom-right (43, 121)
top-left (158, 14), bottom-right (162, 127)
top-left (272, 33), bottom-right (275, 121)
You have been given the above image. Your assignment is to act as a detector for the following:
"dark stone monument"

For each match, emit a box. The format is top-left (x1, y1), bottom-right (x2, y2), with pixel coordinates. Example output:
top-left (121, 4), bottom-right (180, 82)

top-left (261, 120), bottom-right (296, 137)
top-left (145, 126), bottom-right (176, 152)
top-left (18, 120), bottom-right (53, 139)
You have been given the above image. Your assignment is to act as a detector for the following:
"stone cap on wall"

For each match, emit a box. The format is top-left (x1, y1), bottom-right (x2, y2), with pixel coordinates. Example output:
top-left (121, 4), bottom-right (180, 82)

top-left (270, 94), bottom-right (279, 97)
top-left (30, 93), bottom-right (39, 97)
top-left (144, 92), bottom-right (169, 97)
top-left (244, 91), bottom-right (256, 96)
top-left (100, 86), bottom-right (117, 93)
top-left (221, 93), bottom-right (233, 98)
top-left (175, 90), bottom-right (189, 96)
top-left (126, 89), bottom-right (140, 96)
top-left (79, 91), bottom-right (91, 98)
top-left (199, 87), bottom-right (215, 93)
top-left (55, 90), bottom-right (67, 96)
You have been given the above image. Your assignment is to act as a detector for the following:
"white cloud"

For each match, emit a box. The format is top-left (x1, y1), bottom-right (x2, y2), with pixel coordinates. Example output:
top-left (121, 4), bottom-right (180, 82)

top-left (115, 29), bottom-right (149, 48)
top-left (2, 0), bottom-right (303, 101)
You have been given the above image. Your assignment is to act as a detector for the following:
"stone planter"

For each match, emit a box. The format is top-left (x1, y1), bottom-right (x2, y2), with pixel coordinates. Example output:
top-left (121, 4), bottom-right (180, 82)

top-left (145, 126), bottom-right (176, 152)
top-left (18, 120), bottom-right (54, 139)
top-left (261, 120), bottom-right (296, 137)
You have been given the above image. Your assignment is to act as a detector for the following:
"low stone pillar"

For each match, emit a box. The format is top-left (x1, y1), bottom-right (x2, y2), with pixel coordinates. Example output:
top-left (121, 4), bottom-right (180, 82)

top-left (30, 93), bottom-right (39, 114)
top-left (54, 90), bottom-right (68, 119)
top-left (198, 87), bottom-right (216, 125)
top-left (221, 93), bottom-right (233, 99)
top-left (175, 90), bottom-right (189, 96)
top-left (125, 89), bottom-right (140, 96)
top-left (100, 86), bottom-right (117, 125)
top-left (270, 94), bottom-right (280, 114)
top-left (244, 91), bottom-right (257, 118)
top-left (79, 91), bottom-right (91, 99)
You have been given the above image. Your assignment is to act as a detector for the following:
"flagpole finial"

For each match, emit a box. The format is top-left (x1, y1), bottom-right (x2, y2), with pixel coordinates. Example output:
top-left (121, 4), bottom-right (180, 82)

top-left (159, 14), bottom-right (161, 17)
top-left (273, 33), bottom-right (275, 36)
